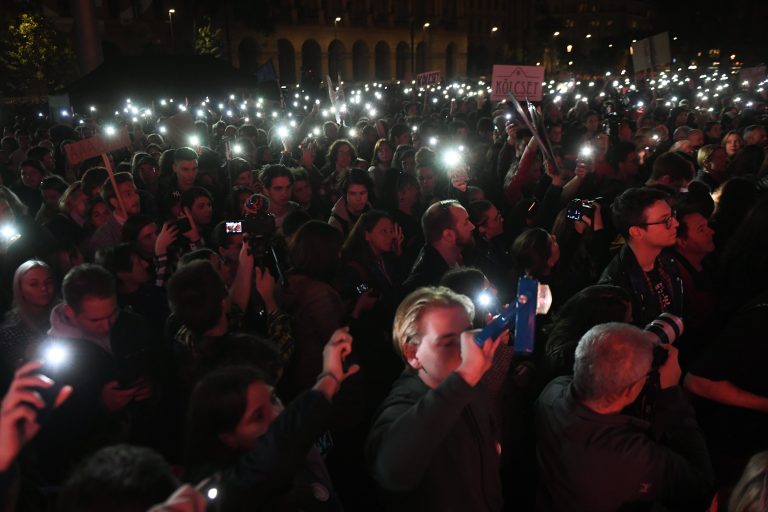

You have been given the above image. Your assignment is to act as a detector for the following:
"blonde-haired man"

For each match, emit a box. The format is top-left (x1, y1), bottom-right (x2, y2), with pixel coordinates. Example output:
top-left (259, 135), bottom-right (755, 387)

top-left (366, 286), bottom-right (504, 511)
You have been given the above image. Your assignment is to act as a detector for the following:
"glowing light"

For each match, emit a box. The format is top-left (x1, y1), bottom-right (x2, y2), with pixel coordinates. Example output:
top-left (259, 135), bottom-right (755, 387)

top-left (43, 343), bottom-right (69, 369)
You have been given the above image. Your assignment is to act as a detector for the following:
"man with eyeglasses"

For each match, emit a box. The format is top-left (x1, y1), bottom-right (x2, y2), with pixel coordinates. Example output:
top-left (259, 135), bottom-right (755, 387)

top-left (599, 187), bottom-right (684, 327)
top-left (535, 322), bottom-right (714, 512)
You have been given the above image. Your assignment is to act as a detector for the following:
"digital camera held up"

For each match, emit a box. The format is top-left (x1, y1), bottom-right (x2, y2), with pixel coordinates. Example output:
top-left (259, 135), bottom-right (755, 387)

top-left (566, 198), bottom-right (596, 222)
top-left (645, 312), bottom-right (684, 369)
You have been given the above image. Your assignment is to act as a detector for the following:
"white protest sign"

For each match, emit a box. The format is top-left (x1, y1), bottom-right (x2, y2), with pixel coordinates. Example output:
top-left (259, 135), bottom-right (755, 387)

top-left (491, 65), bottom-right (545, 101)
top-left (64, 127), bottom-right (131, 165)
top-left (416, 70), bottom-right (442, 88)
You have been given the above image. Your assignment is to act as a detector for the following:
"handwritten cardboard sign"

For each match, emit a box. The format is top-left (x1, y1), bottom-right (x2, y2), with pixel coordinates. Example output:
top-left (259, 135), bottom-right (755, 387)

top-left (416, 70), bottom-right (442, 88)
top-left (491, 65), bottom-right (545, 101)
top-left (64, 127), bottom-right (131, 165)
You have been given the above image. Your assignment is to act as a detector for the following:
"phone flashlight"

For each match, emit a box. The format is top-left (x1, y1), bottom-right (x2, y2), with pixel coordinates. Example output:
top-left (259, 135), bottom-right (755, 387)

top-left (277, 126), bottom-right (289, 139)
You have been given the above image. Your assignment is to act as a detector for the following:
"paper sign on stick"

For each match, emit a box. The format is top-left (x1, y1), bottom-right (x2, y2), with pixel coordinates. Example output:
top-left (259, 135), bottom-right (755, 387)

top-left (64, 128), bottom-right (131, 165)
top-left (491, 66), bottom-right (545, 101)
top-left (416, 70), bottom-right (442, 88)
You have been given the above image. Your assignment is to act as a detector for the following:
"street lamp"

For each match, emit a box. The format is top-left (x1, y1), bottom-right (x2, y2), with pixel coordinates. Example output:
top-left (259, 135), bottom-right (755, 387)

top-left (333, 17), bottom-right (342, 79)
top-left (422, 23), bottom-right (430, 73)
top-left (491, 26), bottom-right (499, 33)
top-left (553, 31), bottom-right (560, 37)
top-left (168, 9), bottom-right (176, 49)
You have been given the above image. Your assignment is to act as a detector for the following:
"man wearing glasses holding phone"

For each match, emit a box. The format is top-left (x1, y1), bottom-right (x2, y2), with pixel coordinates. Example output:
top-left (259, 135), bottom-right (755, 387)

top-left (599, 187), bottom-right (684, 327)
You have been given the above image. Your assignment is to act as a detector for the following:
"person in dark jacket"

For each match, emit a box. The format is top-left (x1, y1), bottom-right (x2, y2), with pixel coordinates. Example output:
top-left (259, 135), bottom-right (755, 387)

top-left (599, 187), bottom-right (684, 327)
top-left (182, 328), bottom-right (358, 511)
top-left (366, 287), bottom-right (504, 512)
top-left (401, 200), bottom-right (475, 295)
top-left (536, 322), bottom-right (714, 512)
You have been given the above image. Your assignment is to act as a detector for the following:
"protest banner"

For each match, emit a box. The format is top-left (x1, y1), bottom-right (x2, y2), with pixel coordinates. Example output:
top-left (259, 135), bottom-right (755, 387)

top-left (64, 127), bottom-right (131, 165)
top-left (416, 70), bottom-right (442, 88)
top-left (632, 32), bottom-right (670, 76)
top-left (491, 65), bottom-right (545, 101)
top-left (64, 127), bottom-right (131, 214)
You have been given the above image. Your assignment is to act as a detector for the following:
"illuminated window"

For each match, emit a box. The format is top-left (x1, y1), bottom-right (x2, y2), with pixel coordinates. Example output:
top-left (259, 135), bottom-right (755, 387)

top-left (708, 49), bottom-right (721, 58)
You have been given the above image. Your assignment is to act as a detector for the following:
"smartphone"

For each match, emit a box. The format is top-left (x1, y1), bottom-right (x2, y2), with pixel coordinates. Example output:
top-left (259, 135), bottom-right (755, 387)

top-left (173, 217), bottom-right (191, 233)
top-left (225, 221), bottom-right (243, 234)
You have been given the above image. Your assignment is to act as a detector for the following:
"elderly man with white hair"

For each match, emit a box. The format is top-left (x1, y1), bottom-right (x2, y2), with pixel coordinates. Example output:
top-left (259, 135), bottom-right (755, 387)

top-left (535, 322), bottom-right (714, 512)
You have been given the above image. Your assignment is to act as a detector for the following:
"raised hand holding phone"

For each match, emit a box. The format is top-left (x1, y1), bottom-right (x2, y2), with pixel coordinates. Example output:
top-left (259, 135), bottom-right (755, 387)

top-left (0, 361), bottom-right (72, 471)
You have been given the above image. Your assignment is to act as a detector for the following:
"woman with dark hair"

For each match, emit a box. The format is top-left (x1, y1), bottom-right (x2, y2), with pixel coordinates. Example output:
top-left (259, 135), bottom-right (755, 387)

top-left (511, 227), bottom-right (560, 281)
top-left (180, 186), bottom-right (214, 242)
top-left (550, 201), bottom-right (611, 297)
top-left (281, 221), bottom-right (345, 398)
top-left (340, 210), bottom-right (403, 297)
top-left (340, 211), bottom-right (403, 408)
top-left (84, 197), bottom-right (111, 236)
top-left (368, 139), bottom-right (394, 202)
top-left (543, 284), bottom-right (633, 379)
top-left (319, 139), bottom-right (357, 208)
top-left (0, 260), bottom-right (56, 376)
top-left (182, 329), bottom-right (357, 511)
top-left (328, 168), bottom-right (374, 238)
top-left (392, 144), bottom-right (416, 175)
top-left (511, 227), bottom-right (565, 320)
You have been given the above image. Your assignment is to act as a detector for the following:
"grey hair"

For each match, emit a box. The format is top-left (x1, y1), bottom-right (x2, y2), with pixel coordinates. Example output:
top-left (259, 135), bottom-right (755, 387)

top-left (572, 322), bottom-right (654, 405)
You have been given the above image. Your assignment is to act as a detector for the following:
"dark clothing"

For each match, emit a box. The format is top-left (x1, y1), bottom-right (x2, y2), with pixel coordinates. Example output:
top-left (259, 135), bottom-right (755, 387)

top-left (44, 212), bottom-right (86, 247)
top-left (367, 370), bottom-right (503, 512)
top-left (672, 253), bottom-right (719, 370)
top-left (31, 307), bottom-right (154, 483)
top-left (10, 184), bottom-right (42, 215)
top-left (599, 245), bottom-right (684, 328)
top-left (468, 236), bottom-right (515, 302)
top-left (536, 377), bottom-right (714, 512)
top-left (188, 390), bottom-right (342, 512)
top-left (401, 244), bottom-right (452, 296)
top-left (688, 292), bottom-right (768, 485)
top-left (281, 274), bottom-right (345, 399)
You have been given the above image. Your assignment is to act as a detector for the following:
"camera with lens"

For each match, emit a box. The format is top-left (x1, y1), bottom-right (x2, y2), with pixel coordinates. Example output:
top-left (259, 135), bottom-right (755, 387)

top-left (241, 194), bottom-right (284, 284)
top-left (566, 198), bottom-right (595, 222)
top-left (645, 312), bottom-right (684, 369)
top-left (630, 312), bottom-right (684, 421)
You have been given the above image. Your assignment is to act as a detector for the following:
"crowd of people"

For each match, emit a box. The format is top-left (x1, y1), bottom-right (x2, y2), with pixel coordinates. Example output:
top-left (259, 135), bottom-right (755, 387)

top-left (0, 68), bottom-right (767, 511)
